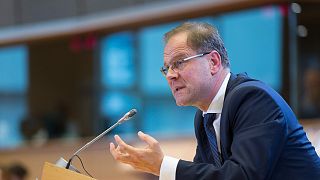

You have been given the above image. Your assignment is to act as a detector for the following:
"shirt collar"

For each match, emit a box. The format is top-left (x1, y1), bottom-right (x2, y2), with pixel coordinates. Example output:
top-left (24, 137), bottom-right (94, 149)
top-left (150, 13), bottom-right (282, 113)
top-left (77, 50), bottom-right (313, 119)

top-left (203, 72), bottom-right (231, 115)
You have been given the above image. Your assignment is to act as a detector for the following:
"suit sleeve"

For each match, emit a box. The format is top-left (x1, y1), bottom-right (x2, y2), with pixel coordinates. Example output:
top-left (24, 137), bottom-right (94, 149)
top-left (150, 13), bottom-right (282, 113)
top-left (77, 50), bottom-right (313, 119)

top-left (176, 85), bottom-right (287, 180)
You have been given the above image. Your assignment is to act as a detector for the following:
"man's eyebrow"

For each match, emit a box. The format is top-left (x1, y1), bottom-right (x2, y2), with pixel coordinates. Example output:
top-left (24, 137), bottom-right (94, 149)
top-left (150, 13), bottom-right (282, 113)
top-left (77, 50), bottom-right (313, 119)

top-left (164, 53), bottom-right (187, 66)
top-left (171, 54), bottom-right (188, 62)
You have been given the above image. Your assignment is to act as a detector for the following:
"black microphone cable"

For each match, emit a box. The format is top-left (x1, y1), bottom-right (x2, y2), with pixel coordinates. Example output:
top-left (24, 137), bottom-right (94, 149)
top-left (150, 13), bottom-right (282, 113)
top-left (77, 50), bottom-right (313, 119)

top-left (66, 154), bottom-right (93, 177)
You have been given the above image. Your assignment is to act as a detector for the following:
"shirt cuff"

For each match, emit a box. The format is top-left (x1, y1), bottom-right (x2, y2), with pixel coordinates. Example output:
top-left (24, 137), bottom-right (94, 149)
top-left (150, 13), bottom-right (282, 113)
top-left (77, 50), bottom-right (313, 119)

top-left (159, 156), bottom-right (179, 180)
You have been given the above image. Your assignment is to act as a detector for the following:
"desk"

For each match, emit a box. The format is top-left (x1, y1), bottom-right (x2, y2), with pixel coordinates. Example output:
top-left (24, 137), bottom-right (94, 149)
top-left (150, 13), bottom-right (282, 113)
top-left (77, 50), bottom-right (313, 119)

top-left (1, 120), bottom-right (319, 180)
top-left (0, 136), bottom-right (196, 180)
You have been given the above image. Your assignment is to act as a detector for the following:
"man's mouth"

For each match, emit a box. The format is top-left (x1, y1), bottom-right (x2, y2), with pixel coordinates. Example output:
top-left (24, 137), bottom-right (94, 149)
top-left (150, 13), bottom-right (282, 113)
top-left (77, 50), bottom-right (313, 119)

top-left (174, 86), bottom-right (184, 93)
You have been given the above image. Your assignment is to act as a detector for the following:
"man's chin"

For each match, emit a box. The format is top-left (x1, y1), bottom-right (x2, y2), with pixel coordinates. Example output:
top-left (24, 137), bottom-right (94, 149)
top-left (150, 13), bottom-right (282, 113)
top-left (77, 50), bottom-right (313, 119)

top-left (176, 102), bottom-right (184, 106)
top-left (175, 99), bottom-right (188, 106)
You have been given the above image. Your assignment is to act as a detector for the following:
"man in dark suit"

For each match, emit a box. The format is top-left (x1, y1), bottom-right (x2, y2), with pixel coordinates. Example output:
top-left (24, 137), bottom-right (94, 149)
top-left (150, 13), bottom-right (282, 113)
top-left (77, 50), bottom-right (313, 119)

top-left (110, 22), bottom-right (320, 179)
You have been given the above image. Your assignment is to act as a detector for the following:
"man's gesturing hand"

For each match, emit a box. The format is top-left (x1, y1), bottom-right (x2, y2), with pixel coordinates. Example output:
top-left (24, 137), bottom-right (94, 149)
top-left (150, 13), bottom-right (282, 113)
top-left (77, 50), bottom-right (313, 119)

top-left (109, 131), bottom-right (164, 176)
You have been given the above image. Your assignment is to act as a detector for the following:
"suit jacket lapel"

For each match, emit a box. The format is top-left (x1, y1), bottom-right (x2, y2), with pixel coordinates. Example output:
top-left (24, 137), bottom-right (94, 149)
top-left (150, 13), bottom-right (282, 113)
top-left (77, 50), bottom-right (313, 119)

top-left (220, 73), bottom-right (256, 161)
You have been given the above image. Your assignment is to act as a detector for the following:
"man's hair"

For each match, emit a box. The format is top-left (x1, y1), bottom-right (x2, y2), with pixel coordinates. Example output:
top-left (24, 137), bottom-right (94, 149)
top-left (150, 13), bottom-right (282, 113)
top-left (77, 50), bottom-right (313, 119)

top-left (164, 22), bottom-right (230, 68)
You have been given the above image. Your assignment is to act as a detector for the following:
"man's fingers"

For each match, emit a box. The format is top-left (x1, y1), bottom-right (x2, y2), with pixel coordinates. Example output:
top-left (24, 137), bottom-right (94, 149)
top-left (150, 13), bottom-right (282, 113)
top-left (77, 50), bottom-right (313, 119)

top-left (110, 142), bottom-right (115, 151)
top-left (137, 131), bottom-right (160, 148)
top-left (114, 135), bottom-right (138, 154)
top-left (110, 142), bottom-right (123, 154)
top-left (110, 142), bottom-right (131, 162)
top-left (109, 142), bottom-right (119, 159)
top-left (110, 133), bottom-right (163, 176)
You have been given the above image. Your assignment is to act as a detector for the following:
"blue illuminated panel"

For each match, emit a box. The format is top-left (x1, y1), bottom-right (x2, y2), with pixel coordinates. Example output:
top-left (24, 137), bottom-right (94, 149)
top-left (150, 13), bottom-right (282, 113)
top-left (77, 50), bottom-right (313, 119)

top-left (222, 6), bottom-right (283, 91)
top-left (100, 32), bottom-right (135, 88)
top-left (0, 45), bottom-right (28, 148)
top-left (0, 46), bottom-right (28, 93)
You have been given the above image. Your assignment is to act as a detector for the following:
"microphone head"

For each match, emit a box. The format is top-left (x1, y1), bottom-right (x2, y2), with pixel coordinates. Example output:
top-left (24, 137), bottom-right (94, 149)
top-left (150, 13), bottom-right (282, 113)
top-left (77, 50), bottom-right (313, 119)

top-left (128, 109), bottom-right (137, 117)
top-left (119, 109), bottom-right (137, 123)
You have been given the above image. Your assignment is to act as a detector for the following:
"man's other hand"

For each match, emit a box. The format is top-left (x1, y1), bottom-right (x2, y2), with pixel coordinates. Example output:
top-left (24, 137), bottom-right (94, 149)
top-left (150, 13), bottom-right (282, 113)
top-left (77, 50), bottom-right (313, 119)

top-left (109, 131), bottom-right (164, 176)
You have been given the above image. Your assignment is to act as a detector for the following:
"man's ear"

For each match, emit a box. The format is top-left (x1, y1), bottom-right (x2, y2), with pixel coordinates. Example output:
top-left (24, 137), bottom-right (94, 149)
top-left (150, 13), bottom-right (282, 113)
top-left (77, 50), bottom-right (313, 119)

top-left (209, 51), bottom-right (221, 75)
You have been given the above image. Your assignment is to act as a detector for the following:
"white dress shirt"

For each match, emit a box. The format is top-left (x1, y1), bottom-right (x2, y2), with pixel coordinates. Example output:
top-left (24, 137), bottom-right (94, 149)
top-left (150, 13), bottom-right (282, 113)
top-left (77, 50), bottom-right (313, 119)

top-left (159, 73), bottom-right (231, 180)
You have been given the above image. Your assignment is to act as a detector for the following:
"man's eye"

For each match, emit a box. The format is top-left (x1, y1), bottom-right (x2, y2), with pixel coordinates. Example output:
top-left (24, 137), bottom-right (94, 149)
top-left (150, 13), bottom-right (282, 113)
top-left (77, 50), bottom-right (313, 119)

top-left (171, 62), bottom-right (178, 69)
top-left (175, 61), bottom-right (183, 68)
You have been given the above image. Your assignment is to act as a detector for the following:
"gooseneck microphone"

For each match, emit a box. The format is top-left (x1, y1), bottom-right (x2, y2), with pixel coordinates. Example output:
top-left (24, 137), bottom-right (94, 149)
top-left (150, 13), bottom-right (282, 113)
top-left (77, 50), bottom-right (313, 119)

top-left (65, 109), bottom-right (137, 169)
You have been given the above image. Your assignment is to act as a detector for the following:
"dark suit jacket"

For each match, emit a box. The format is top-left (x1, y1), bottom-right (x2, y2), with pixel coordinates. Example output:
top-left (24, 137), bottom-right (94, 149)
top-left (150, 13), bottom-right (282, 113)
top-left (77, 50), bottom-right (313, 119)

top-left (176, 73), bottom-right (320, 180)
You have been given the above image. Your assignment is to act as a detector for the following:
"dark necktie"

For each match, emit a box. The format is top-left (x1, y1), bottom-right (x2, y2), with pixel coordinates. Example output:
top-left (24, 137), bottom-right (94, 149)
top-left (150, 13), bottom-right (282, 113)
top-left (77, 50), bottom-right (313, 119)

top-left (203, 113), bottom-right (222, 167)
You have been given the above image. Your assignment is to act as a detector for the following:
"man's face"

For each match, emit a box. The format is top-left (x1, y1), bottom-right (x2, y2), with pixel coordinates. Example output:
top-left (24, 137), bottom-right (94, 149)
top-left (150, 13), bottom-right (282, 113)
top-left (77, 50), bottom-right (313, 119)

top-left (163, 32), bottom-right (213, 107)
